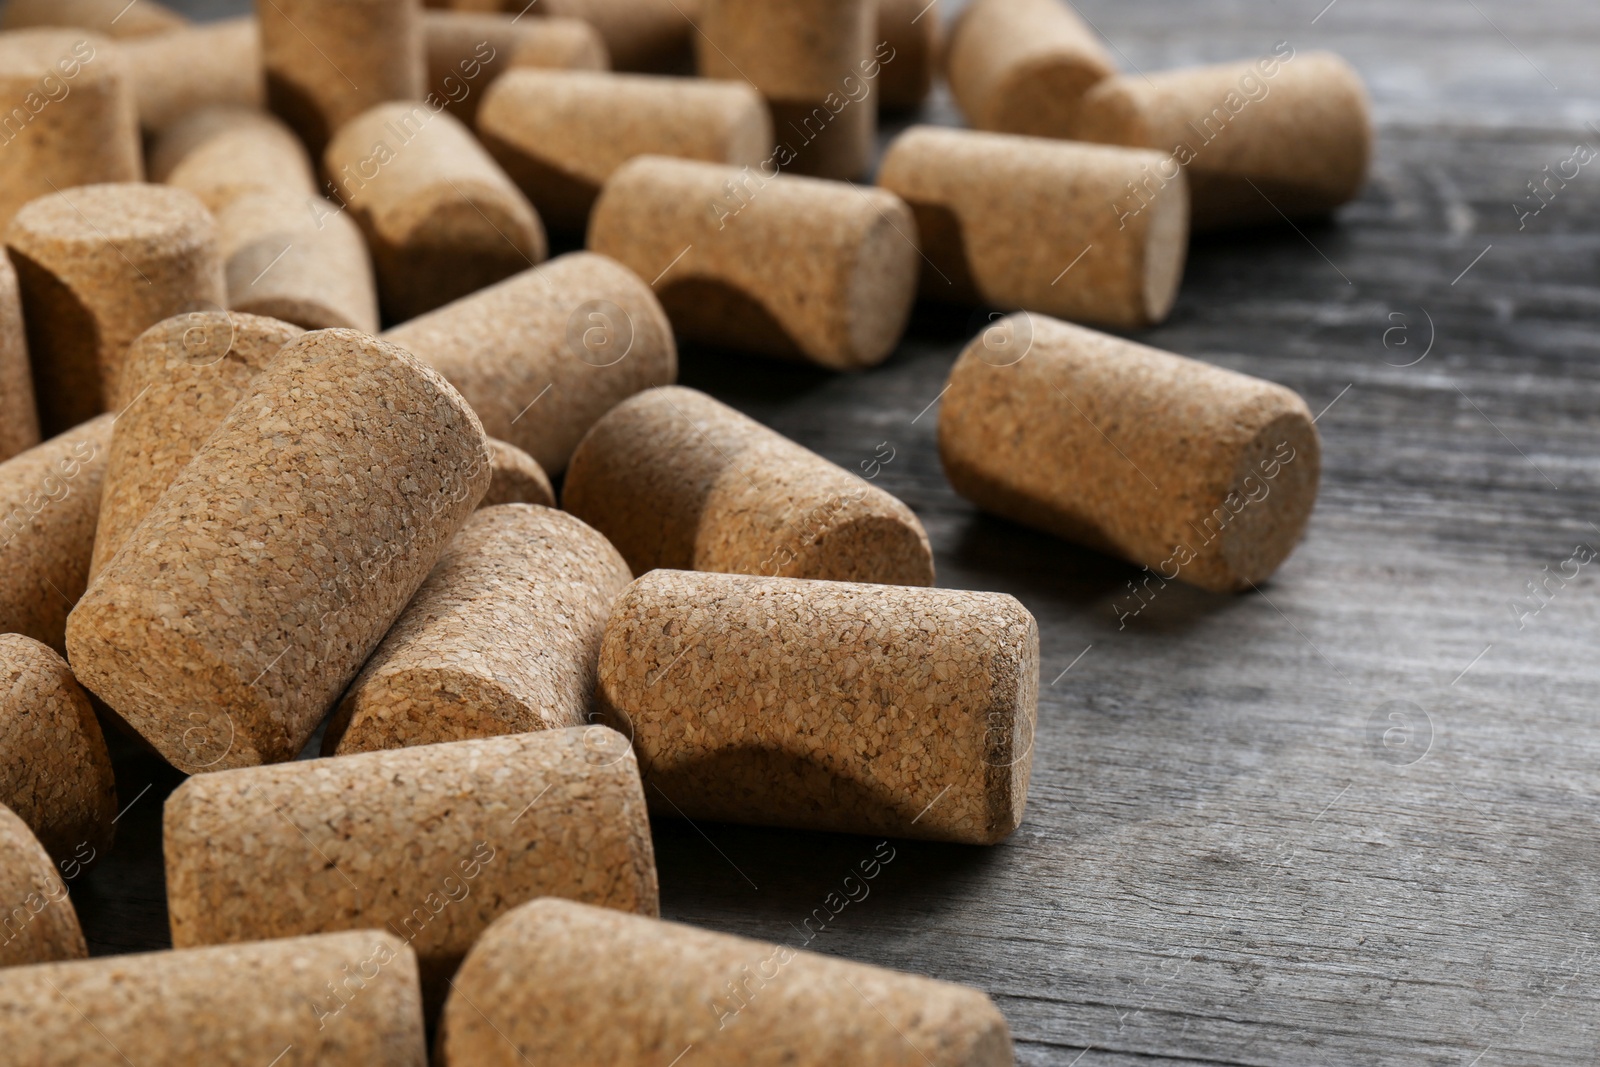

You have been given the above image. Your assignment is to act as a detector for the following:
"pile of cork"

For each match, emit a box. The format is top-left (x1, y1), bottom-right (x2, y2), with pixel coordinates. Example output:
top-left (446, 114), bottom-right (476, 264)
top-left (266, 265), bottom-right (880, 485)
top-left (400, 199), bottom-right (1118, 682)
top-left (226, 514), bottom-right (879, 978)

top-left (0, 0), bottom-right (1369, 1062)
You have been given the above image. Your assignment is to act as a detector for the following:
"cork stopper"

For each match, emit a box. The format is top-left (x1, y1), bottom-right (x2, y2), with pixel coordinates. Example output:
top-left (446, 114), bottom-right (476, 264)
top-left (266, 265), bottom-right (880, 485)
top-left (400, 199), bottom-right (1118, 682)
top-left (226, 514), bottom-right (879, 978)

top-left (482, 437), bottom-right (555, 508)
top-left (382, 252), bottom-right (677, 475)
top-left (0, 0), bottom-right (186, 39)
top-left (121, 16), bottom-right (263, 133)
top-left (877, 125), bottom-right (1189, 329)
top-left (0, 250), bottom-right (40, 462)
top-left (218, 191), bottom-right (382, 332)
top-left (4, 183), bottom-right (225, 435)
top-left (939, 313), bottom-right (1322, 592)
top-left (478, 69), bottom-right (771, 232)
top-left (439, 898), bottom-right (1015, 1066)
top-left (65, 329), bottom-right (492, 773)
top-left (878, 0), bottom-right (943, 110)
top-left (588, 156), bottom-right (919, 370)
top-left (150, 107), bottom-right (317, 214)
top-left (0, 803), bottom-right (86, 968)
top-left (535, 0), bottom-right (696, 72)
top-left (945, 0), bottom-right (1115, 136)
top-left (165, 728), bottom-right (659, 1012)
top-left (424, 12), bottom-right (608, 127)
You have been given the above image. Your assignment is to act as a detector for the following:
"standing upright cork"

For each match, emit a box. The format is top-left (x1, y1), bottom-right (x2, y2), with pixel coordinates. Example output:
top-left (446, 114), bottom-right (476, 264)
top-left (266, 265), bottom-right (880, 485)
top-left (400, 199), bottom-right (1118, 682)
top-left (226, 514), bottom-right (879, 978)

top-left (1, 0), bottom-right (186, 39)
top-left (878, 0), bottom-right (943, 110)
top-left (65, 330), bottom-right (491, 773)
top-left (424, 12), bottom-right (608, 126)
top-left (0, 251), bottom-right (40, 462)
top-left (120, 17), bottom-right (262, 133)
top-left (945, 0), bottom-right (1115, 137)
top-left (0, 804), bottom-right (87, 968)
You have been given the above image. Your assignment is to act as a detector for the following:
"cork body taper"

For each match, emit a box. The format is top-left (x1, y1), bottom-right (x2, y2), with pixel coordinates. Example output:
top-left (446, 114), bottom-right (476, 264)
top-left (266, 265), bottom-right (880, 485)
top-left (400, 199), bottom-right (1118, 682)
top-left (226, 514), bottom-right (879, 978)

top-left (0, 803), bottom-right (88, 968)
top-left (946, 0), bottom-right (1115, 137)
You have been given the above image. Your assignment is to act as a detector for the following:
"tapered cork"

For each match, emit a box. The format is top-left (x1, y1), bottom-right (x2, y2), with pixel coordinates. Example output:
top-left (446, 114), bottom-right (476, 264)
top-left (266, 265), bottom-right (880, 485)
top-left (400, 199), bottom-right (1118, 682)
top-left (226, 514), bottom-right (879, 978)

top-left (0, 804), bottom-right (86, 967)
top-left (150, 107), bottom-right (317, 214)
top-left (218, 191), bottom-right (381, 332)
top-left (4, 183), bottom-right (225, 434)
top-left (0, 0), bottom-right (186, 39)
top-left (121, 16), bottom-right (263, 133)
top-left (945, 0), bottom-right (1115, 136)
top-left (878, 0), bottom-right (943, 110)
top-left (565, 386), bottom-right (934, 586)
top-left (326, 101), bottom-right (547, 322)
top-left (0, 931), bottom-right (427, 1064)
top-left (425, 12), bottom-right (607, 127)
top-left (589, 157), bottom-right (919, 370)
top-left (0, 31), bottom-right (141, 231)
top-left (1070, 51), bottom-right (1373, 230)
top-left (440, 897), bottom-right (1014, 1066)
top-left (165, 728), bottom-right (659, 1011)
top-left (534, 0), bottom-right (696, 72)
top-left (383, 252), bottom-right (676, 474)
top-left (877, 125), bottom-right (1189, 329)
top-left (482, 437), bottom-right (554, 508)
top-left (939, 313), bottom-right (1321, 592)
top-left (0, 251), bottom-right (39, 462)
top-left (65, 329), bottom-right (491, 773)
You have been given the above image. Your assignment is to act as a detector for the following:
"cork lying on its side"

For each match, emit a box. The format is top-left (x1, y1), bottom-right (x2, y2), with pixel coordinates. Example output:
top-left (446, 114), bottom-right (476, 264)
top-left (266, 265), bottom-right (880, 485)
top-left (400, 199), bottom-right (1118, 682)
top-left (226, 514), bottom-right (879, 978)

top-left (565, 387), bottom-right (934, 586)
top-left (939, 313), bottom-right (1322, 592)
top-left (0, 251), bottom-right (40, 462)
top-left (0, 0), bottom-right (186, 39)
top-left (482, 438), bottom-right (555, 508)
top-left (65, 330), bottom-right (491, 773)
top-left (0, 804), bottom-right (86, 968)
top-left (150, 107), bottom-right (318, 214)
top-left (121, 16), bottom-right (263, 132)
top-left (945, 0), bottom-right (1115, 137)
top-left (440, 898), bottom-right (1015, 1066)
top-left (589, 157), bottom-right (919, 370)
top-left (0, 931), bottom-right (427, 1065)
top-left (218, 192), bottom-right (381, 332)
top-left (424, 12), bottom-right (607, 126)
top-left (383, 252), bottom-right (676, 475)
top-left (878, 126), bottom-right (1189, 329)
top-left (878, 0), bottom-right (943, 110)
top-left (535, 0), bottom-right (696, 72)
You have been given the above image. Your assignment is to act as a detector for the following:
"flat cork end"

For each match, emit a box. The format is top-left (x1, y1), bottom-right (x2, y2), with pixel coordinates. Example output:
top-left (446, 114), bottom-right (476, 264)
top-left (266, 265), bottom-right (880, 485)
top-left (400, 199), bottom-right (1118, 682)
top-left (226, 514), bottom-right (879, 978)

top-left (5, 182), bottom-right (214, 258)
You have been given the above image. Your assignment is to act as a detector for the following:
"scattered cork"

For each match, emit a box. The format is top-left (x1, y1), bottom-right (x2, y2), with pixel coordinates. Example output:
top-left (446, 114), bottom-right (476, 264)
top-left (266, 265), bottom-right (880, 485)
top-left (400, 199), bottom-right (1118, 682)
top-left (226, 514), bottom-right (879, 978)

top-left (534, 0), bottom-right (697, 72)
top-left (383, 252), bottom-right (676, 475)
top-left (121, 16), bottom-right (262, 133)
top-left (0, 0), bottom-right (186, 39)
top-left (0, 251), bottom-right (40, 462)
top-left (565, 386), bottom-right (934, 586)
top-left (217, 191), bottom-right (381, 333)
top-left (481, 438), bottom-right (555, 508)
top-left (939, 313), bottom-right (1322, 593)
top-left (478, 69), bottom-right (771, 232)
top-left (878, 0), bottom-right (943, 110)
top-left (0, 804), bottom-right (86, 968)
top-left (65, 330), bottom-right (491, 773)
top-left (439, 897), bottom-right (1015, 1066)
top-left (425, 11), bottom-right (608, 127)
top-left (945, 0), bottom-right (1115, 137)
top-left (149, 107), bottom-right (317, 215)
top-left (877, 126), bottom-right (1189, 329)
top-left (589, 157), bottom-right (919, 370)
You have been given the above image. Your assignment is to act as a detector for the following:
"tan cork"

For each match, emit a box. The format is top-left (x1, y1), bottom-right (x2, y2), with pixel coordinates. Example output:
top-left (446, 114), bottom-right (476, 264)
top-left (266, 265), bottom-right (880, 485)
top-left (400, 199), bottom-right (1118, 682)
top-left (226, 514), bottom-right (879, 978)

top-left (425, 12), bottom-right (607, 127)
top-left (878, 0), bottom-right (943, 110)
top-left (383, 251), bottom-right (676, 475)
top-left (939, 312), bottom-right (1322, 593)
top-left (0, 931), bottom-right (428, 1064)
top-left (0, 250), bottom-right (40, 462)
top-left (165, 728), bottom-right (659, 1012)
top-left (589, 156), bottom-right (920, 370)
top-left (877, 125), bottom-right (1189, 329)
top-left (945, 0), bottom-right (1115, 137)
top-left (325, 101), bottom-right (547, 322)
top-left (218, 191), bottom-right (382, 332)
top-left (478, 69), bottom-right (771, 233)
top-left (4, 183), bottom-right (225, 435)
top-left (0, 804), bottom-right (86, 968)
top-left (533, 0), bottom-right (697, 72)
top-left (1070, 51), bottom-right (1373, 230)
top-left (121, 16), bottom-right (263, 133)
top-left (64, 329), bottom-right (491, 773)
top-left (565, 386), bottom-right (934, 586)
top-left (323, 504), bottom-right (631, 755)
top-left (150, 107), bottom-right (317, 214)
top-left (482, 437), bottom-right (554, 508)
top-left (0, 0), bottom-right (186, 39)
top-left (439, 897), bottom-right (1014, 1066)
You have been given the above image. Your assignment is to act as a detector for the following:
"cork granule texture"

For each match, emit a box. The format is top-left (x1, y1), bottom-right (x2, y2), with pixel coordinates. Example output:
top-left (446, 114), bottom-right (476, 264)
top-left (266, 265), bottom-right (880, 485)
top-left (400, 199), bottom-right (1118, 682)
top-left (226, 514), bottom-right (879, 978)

top-left (424, 12), bottom-right (608, 127)
top-left (481, 437), bottom-right (555, 508)
top-left (0, 249), bottom-right (40, 462)
top-left (945, 0), bottom-right (1115, 137)
top-left (150, 107), bottom-right (317, 215)
top-left (122, 17), bottom-right (262, 133)
top-left (0, 803), bottom-right (87, 969)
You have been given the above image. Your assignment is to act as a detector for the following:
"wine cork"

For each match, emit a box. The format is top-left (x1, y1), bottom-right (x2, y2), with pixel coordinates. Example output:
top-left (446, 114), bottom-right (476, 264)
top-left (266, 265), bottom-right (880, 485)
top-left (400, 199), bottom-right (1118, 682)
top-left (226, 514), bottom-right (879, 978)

top-left (0, 804), bottom-right (86, 968)
top-left (1070, 52), bottom-right (1373, 230)
top-left (323, 504), bottom-right (631, 755)
top-left (442, 898), bottom-right (1013, 1065)
top-left (121, 16), bottom-right (263, 133)
top-left (596, 569), bottom-right (1037, 844)
top-left (425, 12), bottom-right (607, 127)
top-left (0, 931), bottom-right (427, 1064)
top-left (589, 156), bottom-right (919, 370)
top-left (149, 107), bottom-right (317, 214)
top-left (535, 0), bottom-right (696, 72)
top-left (0, 250), bottom-right (40, 463)
top-left (4, 183), bottom-right (225, 435)
top-left (0, 0), bottom-right (186, 39)
top-left (218, 191), bottom-right (382, 332)
top-left (326, 101), bottom-right (547, 322)
top-left (565, 386), bottom-right (934, 586)
top-left (64, 329), bottom-right (491, 773)
top-left (877, 125), bottom-right (1189, 329)
top-left (878, 0), bottom-right (943, 110)
top-left (945, 0), bottom-right (1115, 136)
top-left (482, 437), bottom-right (554, 508)
top-left (939, 313), bottom-right (1322, 593)
top-left (0, 30), bottom-right (141, 231)
top-left (382, 252), bottom-right (676, 475)
top-left (165, 728), bottom-right (659, 1011)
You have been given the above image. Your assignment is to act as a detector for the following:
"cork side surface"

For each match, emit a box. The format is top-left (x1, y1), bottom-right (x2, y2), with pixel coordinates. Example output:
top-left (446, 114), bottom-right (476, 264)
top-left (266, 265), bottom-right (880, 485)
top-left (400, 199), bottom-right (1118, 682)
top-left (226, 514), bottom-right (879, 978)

top-left (0, 804), bottom-right (87, 968)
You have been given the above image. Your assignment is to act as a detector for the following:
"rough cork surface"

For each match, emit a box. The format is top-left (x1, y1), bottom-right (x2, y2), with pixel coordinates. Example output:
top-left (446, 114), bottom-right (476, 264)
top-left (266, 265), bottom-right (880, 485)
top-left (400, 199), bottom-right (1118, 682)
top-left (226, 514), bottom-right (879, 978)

top-left (425, 12), bottom-right (607, 126)
top-left (565, 386), bottom-right (934, 586)
top-left (383, 252), bottom-right (676, 475)
top-left (439, 898), bottom-right (1015, 1066)
top-left (589, 156), bottom-right (919, 370)
top-left (533, 0), bottom-right (696, 72)
top-left (218, 191), bottom-right (381, 332)
top-left (65, 330), bottom-right (491, 772)
top-left (121, 16), bottom-right (263, 133)
top-left (1070, 52), bottom-right (1374, 230)
top-left (877, 125), bottom-right (1189, 329)
top-left (878, 0), bottom-right (943, 110)
top-left (0, 804), bottom-right (86, 968)
top-left (481, 437), bottom-right (554, 507)
top-left (945, 0), bottom-right (1115, 136)
top-left (596, 569), bottom-right (1039, 844)
top-left (165, 728), bottom-right (659, 1012)
top-left (0, 931), bottom-right (427, 1065)
top-left (324, 504), bottom-right (631, 755)
top-left (939, 312), bottom-right (1322, 592)
top-left (4, 183), bottom-right (225, 434)
top-left (150, 107), bottom-right (317, 214)
top-left (0, 0), bottom-right (185, 39)
top-left (479, 69), bottom-right (771, 232)
top-left (0, 250), bottom-right (40, 462)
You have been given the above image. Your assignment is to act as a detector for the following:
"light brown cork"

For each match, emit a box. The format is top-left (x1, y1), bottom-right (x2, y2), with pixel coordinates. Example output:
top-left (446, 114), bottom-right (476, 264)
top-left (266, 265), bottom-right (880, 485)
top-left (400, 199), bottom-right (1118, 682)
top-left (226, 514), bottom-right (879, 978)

top-left (326, 101), bottom-right (547, 322)
top-left (323, 504), bottom-right (631, 755)
top-left (589, 156), bottom-right (919, 370)
top-left (478, 69), bottom-right (771, 233)
top-left (0, 0), bottom-right (186, 39)
top-left (878, 0), bottom-right (943, 110)
top-left (383, 251), bottom-right (676, 475)
top-left (877, 125), bottom-right (1189, 329)
top-left (945, 0), bottom-right (1115, 136)
top-left (0, 804), bottom-right (86, 968)
top-left (425, 12), bottom-right (607, 127)
top-left (1070, 51), bottom-right (1374, 230)
top-left (0, 931), bottom-right (428, 1065)
top-left (150, 107), bottom-right (317, 214)
top-left (939, 312), bottom-right (1322, 593)
top-left (481, 437), bottom-right (554, 508)
top-left (440, 898), bottom-right (1014, 1066)
top-left (565, 386), bottom-right (934, 586)
top-left (0, 250), bottom-right (40, 462)
top-left (532, 0), bottom-right (696, 72)
top-left (4, 183), bottom-right (225, 435)
top-left (64, 329), bottom-right (491, 773)
top-left (218, 191), bottom-right (381, 332)
top-left (121, 16), bottom-right (263, 133)
top-left (165, 728), bottom-right (659, 1012)
top-left (596, 569), bottom-right (1038, 843)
